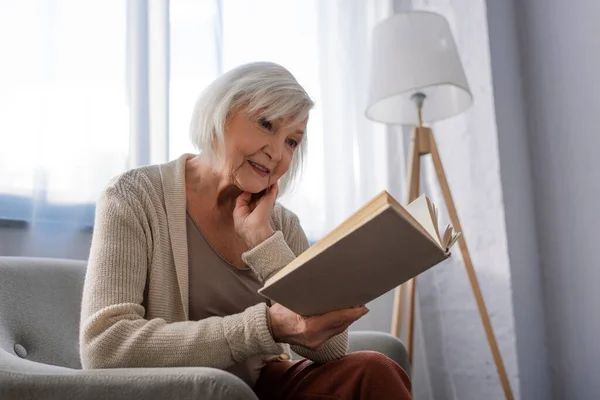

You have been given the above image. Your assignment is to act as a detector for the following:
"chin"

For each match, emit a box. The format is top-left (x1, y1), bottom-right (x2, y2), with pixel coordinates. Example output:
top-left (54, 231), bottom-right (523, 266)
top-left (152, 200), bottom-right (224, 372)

top-left (237, 180), bottom-right (268, 194)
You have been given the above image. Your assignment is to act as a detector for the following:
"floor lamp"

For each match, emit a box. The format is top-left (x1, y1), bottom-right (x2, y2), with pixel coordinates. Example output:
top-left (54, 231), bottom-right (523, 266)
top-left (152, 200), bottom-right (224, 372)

top-left (365, 11), bottom-right (514, 400)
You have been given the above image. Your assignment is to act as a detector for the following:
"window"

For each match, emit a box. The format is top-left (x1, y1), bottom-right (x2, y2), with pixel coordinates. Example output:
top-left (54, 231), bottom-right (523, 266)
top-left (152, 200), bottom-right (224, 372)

top-left (0, 0), bottom-right (386, 242)
top-left (169, 0), bottom-right (327, 239)
top-left (0, 1), bottom-right (127, 224)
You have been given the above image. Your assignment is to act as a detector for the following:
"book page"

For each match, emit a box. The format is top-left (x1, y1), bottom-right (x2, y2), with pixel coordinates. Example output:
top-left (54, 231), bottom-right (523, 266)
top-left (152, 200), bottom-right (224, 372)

top-left (405, 194), bottom-right (442, 247)
top-left (427, 198), bottom-right (440, 240)
top-left (442, 225), bottom-right (462, 250)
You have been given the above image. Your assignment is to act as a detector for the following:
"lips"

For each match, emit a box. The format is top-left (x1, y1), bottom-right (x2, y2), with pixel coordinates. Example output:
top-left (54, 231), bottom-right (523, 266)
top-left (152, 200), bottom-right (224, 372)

top-left (248, 160), bottom-right (270, 176)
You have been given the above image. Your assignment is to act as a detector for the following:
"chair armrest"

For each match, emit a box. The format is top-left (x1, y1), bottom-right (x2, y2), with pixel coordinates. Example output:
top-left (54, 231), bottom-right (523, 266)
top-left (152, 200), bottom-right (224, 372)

top-left (0, 366), bottom-right (258, 400)
top-left (348, 331), bottom-right (411, 376)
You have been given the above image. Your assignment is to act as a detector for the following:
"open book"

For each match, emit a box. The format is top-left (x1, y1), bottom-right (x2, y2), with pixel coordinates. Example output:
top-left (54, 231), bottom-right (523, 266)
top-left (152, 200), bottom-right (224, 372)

top-left (258, 191), bottom-right (461, 316)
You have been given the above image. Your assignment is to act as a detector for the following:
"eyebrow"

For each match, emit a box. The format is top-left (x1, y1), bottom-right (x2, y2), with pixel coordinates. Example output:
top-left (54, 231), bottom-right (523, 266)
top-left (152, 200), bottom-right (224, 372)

top-left (295, 129), bottom-right (305, 135)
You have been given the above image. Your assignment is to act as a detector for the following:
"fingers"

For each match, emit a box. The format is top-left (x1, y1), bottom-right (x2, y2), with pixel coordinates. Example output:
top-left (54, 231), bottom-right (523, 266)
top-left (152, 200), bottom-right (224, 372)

top-left (235, 191), bottom-right (252, 208)
top-left (309, 306), bottom-right (369, 334)
top-left (329, 306), bottom-right (369, 323)
top-left (269, 304), bottom-right (370, 351)
top-left (257, 182), bottom-right (278, 205)
top-left (266, 182), bottom-right (279, 199)
top-left (253, 182), bottom-right (278, 213)
top-left (302, 307), bottom-right (369, 350)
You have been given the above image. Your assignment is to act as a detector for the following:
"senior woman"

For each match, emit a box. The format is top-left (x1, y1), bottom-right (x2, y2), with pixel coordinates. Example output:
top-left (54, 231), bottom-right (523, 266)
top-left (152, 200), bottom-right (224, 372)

top-left (79, 62), bottom-right (412, 399)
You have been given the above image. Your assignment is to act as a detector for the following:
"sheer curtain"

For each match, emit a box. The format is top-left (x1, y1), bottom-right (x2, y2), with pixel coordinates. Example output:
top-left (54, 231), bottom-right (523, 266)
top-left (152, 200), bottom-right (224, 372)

top-left (314, 0), bottom-right (396, 233)
top-left (0, 1), bottom-right (128, 226)
top-left (167, 0), bottom-right (328, 238)
top-left (169, 0), bottom-right (396, 240)
top-left (0, 0), bottom-right (397, 243)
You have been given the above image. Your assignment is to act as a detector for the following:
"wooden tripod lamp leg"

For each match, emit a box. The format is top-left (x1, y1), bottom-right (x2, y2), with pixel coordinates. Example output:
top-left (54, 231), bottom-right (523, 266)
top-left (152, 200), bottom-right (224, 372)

top-left (428, 130), bottom-right (515, 400)
top-left (391, 282), bottom-right (405, 337)
top-left (391, 128), bottom-right (423, 363)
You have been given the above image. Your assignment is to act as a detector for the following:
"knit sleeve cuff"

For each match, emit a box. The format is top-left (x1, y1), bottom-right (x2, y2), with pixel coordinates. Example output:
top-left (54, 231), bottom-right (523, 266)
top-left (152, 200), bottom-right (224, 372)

top-left (265, 305), bottom-right (274, 337)
top-left (291, 330), bottom-right (349, 364)
top-left (242, 231), bottom-right (296, 283)
top-left (222, 302), bottom-right (285, 363)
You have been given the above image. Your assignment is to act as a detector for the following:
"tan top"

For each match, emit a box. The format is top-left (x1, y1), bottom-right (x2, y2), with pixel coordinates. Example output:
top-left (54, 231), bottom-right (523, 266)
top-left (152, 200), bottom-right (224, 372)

top-left (186, 213), bottom-right (265, 386)
top-left (79, 153), bottom-right (348, 372)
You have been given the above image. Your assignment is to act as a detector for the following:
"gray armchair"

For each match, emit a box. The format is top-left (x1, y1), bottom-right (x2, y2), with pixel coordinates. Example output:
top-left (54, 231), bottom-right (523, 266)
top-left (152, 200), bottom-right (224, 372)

top-left (0, 256), bottom-right (409, 400)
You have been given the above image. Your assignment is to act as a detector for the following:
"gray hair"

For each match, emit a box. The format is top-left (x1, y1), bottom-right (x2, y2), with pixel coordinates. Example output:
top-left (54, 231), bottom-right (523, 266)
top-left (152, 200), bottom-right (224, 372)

top-left (189, 61), bottom-right (314, 195)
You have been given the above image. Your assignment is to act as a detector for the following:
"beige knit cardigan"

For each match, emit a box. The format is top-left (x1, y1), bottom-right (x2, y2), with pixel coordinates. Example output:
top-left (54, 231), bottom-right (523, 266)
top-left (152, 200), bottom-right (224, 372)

top-left (79, 154), bottom-right (348, 370)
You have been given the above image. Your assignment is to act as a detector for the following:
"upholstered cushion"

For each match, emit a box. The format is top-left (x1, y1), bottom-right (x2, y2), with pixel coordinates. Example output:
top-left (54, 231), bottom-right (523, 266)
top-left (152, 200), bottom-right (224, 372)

top-left (0, 256), bottom-right (409, 400)
top-left (0, 257), bottom-right (86, 369)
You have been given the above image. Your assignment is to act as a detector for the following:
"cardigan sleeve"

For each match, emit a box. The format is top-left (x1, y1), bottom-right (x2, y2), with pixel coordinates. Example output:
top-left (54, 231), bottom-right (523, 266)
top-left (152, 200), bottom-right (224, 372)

top-left (241, 206), bottom-right (349, 363)
top-left (79, 179), bottom-right (285, 370)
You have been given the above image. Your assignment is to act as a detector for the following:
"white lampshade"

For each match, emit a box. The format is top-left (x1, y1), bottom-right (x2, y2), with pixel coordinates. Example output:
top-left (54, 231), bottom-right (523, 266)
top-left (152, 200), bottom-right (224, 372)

top-left (366, 11), bottom-right (473, 125)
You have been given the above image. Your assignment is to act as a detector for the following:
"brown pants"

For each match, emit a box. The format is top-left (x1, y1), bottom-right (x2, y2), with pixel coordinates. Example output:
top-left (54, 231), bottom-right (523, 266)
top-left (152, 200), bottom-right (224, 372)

top-left (254, 351), bottom-right (412, 400)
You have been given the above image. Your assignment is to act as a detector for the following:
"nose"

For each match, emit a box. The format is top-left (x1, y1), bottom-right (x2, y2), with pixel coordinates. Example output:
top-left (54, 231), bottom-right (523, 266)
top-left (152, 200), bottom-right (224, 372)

top-left (263, 135), bottom-right (285, 162)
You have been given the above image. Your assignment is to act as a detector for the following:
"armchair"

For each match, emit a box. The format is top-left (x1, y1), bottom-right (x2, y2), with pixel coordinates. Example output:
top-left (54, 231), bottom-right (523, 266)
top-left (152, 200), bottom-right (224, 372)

top-left (0, 257), bottom-right (409, 400)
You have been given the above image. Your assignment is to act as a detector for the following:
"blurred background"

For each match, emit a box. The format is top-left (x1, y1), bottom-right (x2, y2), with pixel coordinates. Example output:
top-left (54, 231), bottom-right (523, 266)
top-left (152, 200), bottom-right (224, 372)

top-left (1, 1), bottom-right (599, 399)
top-left (0, 0), bottom-right (395, 244)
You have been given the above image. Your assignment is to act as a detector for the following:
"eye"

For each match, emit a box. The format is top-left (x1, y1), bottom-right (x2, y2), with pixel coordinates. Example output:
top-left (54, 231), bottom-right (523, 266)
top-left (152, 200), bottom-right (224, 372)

top-left (286, 138), bottom-right (299, 149)
top-left (259, 118), bottom-right (273, 131)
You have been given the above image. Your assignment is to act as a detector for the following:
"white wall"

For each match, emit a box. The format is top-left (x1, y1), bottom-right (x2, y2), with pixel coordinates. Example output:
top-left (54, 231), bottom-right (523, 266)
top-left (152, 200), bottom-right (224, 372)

top-left (515, 0), bottom-right (600, 398)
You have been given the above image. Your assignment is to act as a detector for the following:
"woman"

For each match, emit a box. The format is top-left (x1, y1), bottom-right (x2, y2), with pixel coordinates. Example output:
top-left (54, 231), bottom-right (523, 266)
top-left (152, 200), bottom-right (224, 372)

top-left (79, 62), bottom-right (411, 399)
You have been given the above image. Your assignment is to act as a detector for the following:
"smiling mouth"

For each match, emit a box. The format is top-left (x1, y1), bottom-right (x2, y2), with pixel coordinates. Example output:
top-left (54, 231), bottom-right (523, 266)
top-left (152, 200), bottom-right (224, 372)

top-left (248, 160), bottom-right (270, 176)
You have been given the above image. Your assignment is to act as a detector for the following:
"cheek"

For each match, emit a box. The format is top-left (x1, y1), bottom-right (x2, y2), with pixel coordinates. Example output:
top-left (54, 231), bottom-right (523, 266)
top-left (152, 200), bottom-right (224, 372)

top-left (238, 140), bottom-right (263, 162)
top-left (225, 142), bottom-right (249, 167)
top-left (274, 153), bottom-right (294, 178)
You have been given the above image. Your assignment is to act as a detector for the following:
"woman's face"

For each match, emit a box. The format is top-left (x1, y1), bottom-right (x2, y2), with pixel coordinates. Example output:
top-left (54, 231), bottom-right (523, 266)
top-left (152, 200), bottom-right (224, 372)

top-left (219, 109), bottom-right (306, 194)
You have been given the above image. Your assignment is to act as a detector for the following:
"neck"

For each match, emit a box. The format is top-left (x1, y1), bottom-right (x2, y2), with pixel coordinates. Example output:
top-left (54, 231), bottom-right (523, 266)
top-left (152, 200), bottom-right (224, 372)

top-left (185, 153), bottom-right (242, 213)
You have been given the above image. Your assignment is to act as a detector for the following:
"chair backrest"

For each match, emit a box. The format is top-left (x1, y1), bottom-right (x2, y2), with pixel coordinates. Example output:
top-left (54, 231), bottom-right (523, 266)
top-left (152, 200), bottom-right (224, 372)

top-left (0, 257), bottom-right (87, 370)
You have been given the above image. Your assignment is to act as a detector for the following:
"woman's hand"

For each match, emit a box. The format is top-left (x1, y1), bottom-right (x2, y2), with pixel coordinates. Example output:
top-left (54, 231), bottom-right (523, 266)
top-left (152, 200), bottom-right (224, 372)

top-left (268, 303), bottom-right (369, 351)
top-left (234, 183), bottom-right (278, 248)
